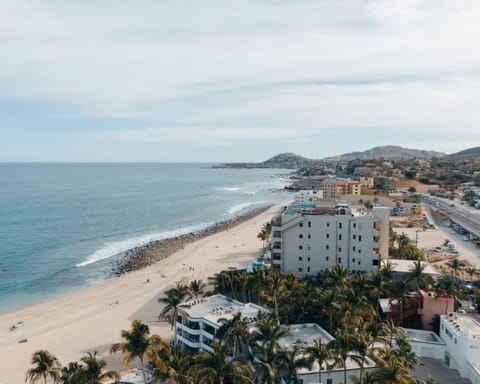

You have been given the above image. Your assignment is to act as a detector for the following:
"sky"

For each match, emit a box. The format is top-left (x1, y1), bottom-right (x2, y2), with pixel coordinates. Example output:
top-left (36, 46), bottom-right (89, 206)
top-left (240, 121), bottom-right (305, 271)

top-left (1, 0), bottom-right (480, 162)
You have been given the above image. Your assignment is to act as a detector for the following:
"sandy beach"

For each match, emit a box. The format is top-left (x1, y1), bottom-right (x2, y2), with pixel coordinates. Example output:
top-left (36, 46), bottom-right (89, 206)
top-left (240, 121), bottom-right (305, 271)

top-left (0, 205), bottom-right (283, 383)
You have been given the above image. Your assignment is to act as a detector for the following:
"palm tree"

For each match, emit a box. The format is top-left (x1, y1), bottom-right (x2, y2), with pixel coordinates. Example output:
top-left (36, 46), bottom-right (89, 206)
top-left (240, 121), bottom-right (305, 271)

top-left (329, 327), bottom-right (354, 384)
top-left (188, 279), bottom-right (206, 299)
top-left (26, 350), bottom-right (62, 384)
top-left (374, 357), bottom-right (416, 384)
top-left (325, 265), bottom-right (351, 295)
top-left (351, 322), bottom-right (376, 384)
top-left (434, 273), bottom-right (458, 315)
top-left (275, 347), bottom-right (308, 384)
top-left (158, 283), bottom-right (189, 328)
top-left (152, 348), bottom-right (193, 384)
top-left (111, 320), bottom-right (170, 384)
top-left (319, 290), bottom-right (340, 334)
top-left (216, 312), bottom-right (251, 357)
top-left (251, 315), bottom-right (290, 353)
top-left (369, 270), bottom-right (389, 319)
top-left (235, 272), bottom-right (251, 302)
top-left (263, 269), bottom-right (286, 318)
top-left (391, 279), bottom-right (412, 325)
top-left (465, 266), bottom-right (478, 282)
top-left (59, 362), bottom-right (83, 384)
top-left (190, 341), bottom-right (254, 384)
top-left (79, 351), bottom-right (120, 384)
top-left (304, 338), bottom-right (333, 384)
top-left (447, 258), bottom-right (464, 281)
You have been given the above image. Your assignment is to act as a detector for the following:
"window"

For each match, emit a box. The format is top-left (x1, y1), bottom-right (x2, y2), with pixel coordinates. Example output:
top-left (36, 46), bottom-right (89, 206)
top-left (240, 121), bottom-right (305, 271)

top-left (339, 223), bottom-right (342, 229)
top-left (326, 245), bottom-right (329, 250)
top-left (326, 233), bottom-right (330, 238)
top-left (327, 379), bottom-right (333, 384)
top-left (353, 234), bottom-right (356, 240)
top-left (352, 258), bottom-right (356, 262)
top-left (307, 266), bottom-right (310, 273)
top-left (338, 257), bottom-right (342, 263)
top-left (338, 247), bottom-right (342, 252)
top-left (299, 223), bottom-right (303, 227)
top-left (359, 235), bottom-right (362, 241)
top-left (339, 234), bottom-right (342, 240)
top-left (353, 246), bottom-right (356, 251)
top-left (372, 259), bottom-right (379, 266)
top-left (273, 253), bottom-right (281, 260)
top-left (307, 257), bottom-right (310, 261)
top-left (298, 268), bottom-right (303, 272)
top-left (299, 256), bottom-right (303, 261)
top-left (353, 223), bottom-right (357, 228)
top-left (326, 256), bottom-right (329, 261)
top-left (299, 234), bottom-right (303, 239)
top-left (326, 222), bottom-right (330, 227)
top-left (358, 249), bottom-right (361, 254)
top-left (299, 245), bottom-right (303, 250)
top-left (308, 234), bottom-right (311, 239)
top-left (308, 221), bottom-right (311, 228)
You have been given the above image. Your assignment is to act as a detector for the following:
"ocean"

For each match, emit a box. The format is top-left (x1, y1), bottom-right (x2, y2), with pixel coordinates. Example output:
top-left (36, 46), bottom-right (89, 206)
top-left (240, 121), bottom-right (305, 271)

top-left (0, 163), bottom-right (291, 312)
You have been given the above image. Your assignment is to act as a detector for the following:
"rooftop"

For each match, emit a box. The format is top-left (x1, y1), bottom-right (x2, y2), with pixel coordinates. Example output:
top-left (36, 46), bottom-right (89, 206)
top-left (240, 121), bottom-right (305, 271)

top-left (443, 313), bottom-right (480, 338)
top-left (278, 324), bottom-right (375, 373)
top-left (382, 259), bottom-right (439, 276)
top-left (404, 328), bottom-right (445, 344)
top-left (179, 294), bottom-right (269, 325)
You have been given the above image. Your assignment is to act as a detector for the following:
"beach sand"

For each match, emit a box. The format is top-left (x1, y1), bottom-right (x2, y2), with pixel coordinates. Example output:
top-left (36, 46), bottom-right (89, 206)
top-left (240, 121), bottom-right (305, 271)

top-left (0, 205), bottom-right (283, 383)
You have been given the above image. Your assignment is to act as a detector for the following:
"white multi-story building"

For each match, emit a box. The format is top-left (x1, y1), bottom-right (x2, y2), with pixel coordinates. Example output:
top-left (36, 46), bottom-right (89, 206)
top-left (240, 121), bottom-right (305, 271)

top-left (406, 312), bottom-right (480, 384)
top-left (175, 294), bottom-right (269, 353)
top-left (294, 190), bottom-right (324, 205)
top-left (271, 202), bottom-right (390, 276)
top-left (276, 323), bottom-right (376, 384)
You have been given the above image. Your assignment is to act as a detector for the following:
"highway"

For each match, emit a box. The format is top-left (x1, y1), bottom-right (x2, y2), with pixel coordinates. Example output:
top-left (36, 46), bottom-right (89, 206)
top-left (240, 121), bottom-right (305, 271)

top-left (427, 196), bottom-right (480, 239)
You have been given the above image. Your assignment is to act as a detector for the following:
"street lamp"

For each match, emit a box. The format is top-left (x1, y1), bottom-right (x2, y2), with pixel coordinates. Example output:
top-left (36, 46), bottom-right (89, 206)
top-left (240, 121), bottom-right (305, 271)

top-left (415, 228), bottom-right (422, 245)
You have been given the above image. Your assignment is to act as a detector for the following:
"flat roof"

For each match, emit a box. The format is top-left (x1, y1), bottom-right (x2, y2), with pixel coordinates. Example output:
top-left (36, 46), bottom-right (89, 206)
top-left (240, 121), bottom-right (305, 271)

top-left (382, 259), bottom-right (439, 276)
top-left (404, 328), bottom-right (445, 344)
top-left (443, 313), bottom-right (480, 338)
top-left (279, 324), bottom-right (375, 373)
top-left (180, 294), bottom-right (269, 325)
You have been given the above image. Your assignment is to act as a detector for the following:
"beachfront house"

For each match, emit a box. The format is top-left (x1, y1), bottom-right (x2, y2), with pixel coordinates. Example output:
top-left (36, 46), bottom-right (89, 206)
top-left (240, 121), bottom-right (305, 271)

top-left (174, 294), bottom-right (269, 353)
top-left (405, 312), bottom-right (480, 384)
top-left (272, 201), bottom-right (390, 276)
top-left (271, 323), bottom-right (376, 384)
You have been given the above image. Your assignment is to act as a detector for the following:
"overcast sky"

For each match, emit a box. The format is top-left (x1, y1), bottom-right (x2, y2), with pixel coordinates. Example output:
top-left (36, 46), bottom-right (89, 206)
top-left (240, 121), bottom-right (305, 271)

top-left (1, 0), bottom-right (480, 162)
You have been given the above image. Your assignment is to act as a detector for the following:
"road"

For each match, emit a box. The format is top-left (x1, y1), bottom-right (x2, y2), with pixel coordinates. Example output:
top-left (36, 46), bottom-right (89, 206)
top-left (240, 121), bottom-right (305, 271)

top-left (428, 196), bottom-right (480, 238)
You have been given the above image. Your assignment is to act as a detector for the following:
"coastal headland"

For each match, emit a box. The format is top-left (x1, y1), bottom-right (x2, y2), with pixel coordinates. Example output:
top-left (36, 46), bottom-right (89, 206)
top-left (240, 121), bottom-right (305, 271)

top-left (0, 204), bottom-right (283, 383)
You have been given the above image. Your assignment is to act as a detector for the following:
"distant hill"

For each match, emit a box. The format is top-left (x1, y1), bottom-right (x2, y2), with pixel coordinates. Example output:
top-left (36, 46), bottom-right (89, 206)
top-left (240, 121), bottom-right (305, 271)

top-left (449, 146), bottom-right (480, 159)
top-left (323, 145), bottom-right (446, 161)
top-left (213, 152), bottom-right (315, 169)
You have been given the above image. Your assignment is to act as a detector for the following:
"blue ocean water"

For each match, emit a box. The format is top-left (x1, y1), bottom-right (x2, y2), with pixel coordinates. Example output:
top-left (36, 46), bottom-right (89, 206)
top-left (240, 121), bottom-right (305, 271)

top-left (0, 163), bottom-right (291, 312)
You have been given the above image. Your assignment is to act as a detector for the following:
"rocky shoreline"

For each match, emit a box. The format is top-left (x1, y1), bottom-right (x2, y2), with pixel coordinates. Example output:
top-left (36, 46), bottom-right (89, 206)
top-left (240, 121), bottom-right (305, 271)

top-left (111, 205), bottom-right (275, 276)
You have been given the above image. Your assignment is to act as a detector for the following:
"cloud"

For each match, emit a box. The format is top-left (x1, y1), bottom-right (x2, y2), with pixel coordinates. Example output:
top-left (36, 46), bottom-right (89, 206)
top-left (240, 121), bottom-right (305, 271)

top-left (1, 0), bottom-right (480, 160)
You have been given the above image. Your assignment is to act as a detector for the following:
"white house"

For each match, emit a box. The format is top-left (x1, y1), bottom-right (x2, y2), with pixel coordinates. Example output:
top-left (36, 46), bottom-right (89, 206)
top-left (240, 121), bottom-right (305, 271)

top-left (294, 190), bottom-right (324, 205)
top-left (175, 294), bottom-right (269, 353)
top-left (277, 323), bottom-right (376, 384)
top-left (271, 203), bottom-right (390, 276)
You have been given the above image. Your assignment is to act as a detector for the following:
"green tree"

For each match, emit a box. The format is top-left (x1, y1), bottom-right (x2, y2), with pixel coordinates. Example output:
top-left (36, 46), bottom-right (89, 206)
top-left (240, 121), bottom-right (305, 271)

top-left (190, 341), bottom-right (254, 384)
top-left (216, 312), bottom-right (251, 357)
top-left (188, 279), bottom-right (206, 299)
top-left (79, 351), bottom-right (120, 384)
top-left (329, 327), bottom-right (355, 384)
top-left (25, 350), bottom-right (62, 384)
top-left (111, 320), bottom-right (170, 384)
top-left (158, 282), bottom-right (189, 328)
top-left (303, 338), bottom-right (333, 384)
top-left (59, 362), bottom-right (83, 384)
top-left (152, 348), bottom-right (193, 384)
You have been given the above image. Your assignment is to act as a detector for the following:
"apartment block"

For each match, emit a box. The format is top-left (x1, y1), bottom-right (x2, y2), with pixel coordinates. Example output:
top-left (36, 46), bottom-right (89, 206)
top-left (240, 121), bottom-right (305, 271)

top-left (175, 294), bottom-right (269, 353)
top-left (319, 180), bottom-right (361, 199)
top-left (271, 202), bottom-right (390, 276)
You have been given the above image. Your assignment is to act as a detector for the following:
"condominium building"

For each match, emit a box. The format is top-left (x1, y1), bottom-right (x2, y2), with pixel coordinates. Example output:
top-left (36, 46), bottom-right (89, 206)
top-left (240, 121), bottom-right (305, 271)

top-left (319, 180), bottom-right (361, 199)
top-left (276, 323), bottom-right (376, 384)
top-left (293, 190), bottom-right (324, 205)
top-left (175, 294), bottom-right (269, 353)
top-left (271, 202), bottom-right (390, 276)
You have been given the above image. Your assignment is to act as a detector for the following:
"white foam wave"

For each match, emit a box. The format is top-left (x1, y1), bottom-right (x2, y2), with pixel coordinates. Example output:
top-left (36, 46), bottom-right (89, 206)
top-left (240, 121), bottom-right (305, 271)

top-left (227, 201), bottom-right (267, 215)
top-left (220, 186), bottom-right (242, 192)
top-left (76, 222), bottom-right (213, 267)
